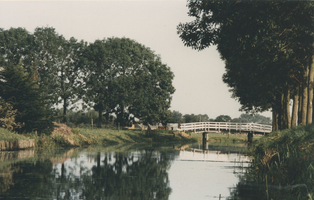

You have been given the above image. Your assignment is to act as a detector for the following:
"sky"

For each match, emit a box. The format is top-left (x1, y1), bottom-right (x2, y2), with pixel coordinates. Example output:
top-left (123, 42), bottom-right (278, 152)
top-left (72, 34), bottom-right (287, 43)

top-left (0, 0), bottom-right (272, 119)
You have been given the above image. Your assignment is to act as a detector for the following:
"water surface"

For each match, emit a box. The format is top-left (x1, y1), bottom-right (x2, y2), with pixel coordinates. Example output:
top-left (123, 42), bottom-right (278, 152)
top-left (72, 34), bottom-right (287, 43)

top-left (0, 143), bottom-right (249, 200)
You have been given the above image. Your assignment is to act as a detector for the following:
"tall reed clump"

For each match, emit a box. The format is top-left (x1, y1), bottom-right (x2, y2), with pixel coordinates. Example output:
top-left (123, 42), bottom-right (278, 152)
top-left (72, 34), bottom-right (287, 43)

top-left (245, 124), bottom-right (314, 199)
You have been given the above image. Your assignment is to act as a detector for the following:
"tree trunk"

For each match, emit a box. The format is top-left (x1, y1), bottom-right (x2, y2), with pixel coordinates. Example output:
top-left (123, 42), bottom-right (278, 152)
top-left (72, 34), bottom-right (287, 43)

top-left (308, 55), bottom-right (314, 124)
top-left (279, 93), bottom-right (284, 130)
top-left (298, 83), bottom-right (303, 125)
top-left (301, 66), bottom-right (309, 125)
top-left (284, 89), bottom-right (291, 129)
top-left (120, 105), bottom-right (125, 127)
top-left (62, 98), bottom-right (67, 123)
top-left (291, 86), bottom-right (299, 128)
top-left (272, 107), bottom-right (278, 131)
top-left (98, 109), bottom-right (102, 128)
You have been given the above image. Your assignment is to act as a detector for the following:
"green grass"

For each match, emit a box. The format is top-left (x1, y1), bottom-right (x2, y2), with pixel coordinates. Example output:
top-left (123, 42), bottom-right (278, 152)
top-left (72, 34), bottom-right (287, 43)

top-left (0, 127), bottom-right (199, 149)
top-left (231, 124), bottom-right (314, 200)
top-left (76, 128), bottom-right (197, 145)
top-left (190, 132), bottom-right (263, 144)
top-left (0, 128), bottom-right (31, 141)
top-left (0, 127), bottom-right (262, 150)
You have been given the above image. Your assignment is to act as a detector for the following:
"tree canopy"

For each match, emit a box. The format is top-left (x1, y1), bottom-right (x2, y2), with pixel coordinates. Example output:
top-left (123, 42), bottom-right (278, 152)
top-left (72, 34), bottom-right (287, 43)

top-left (0, 27), bottom-right (175, 133)
top-left (177, 1), bottom-right (314, 130)
top-left (0, 64), bottom-right (53, 133)
top-left (81, 37), bottom-right (175, 127)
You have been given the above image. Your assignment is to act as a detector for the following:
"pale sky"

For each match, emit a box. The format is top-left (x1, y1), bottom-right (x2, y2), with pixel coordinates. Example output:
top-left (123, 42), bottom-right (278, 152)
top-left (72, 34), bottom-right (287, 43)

top-left (0, 0), bottom-right (272, 119)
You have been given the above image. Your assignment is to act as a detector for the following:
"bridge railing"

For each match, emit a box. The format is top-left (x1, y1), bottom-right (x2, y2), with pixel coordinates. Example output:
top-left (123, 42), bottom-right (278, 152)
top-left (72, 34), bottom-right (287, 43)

top-left (177, 122), bottom-right (272, 134)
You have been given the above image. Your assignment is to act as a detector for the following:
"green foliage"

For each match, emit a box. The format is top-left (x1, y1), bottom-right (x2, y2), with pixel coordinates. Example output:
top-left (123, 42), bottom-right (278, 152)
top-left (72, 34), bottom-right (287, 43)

top-left (0, 27), bottom-right (31, 67)
top-left (183, 113), bottom-right (209, 123)
top-left (214, 115), bottom-right (231, 122)
top-left (0, 64), bottom-right (54, 134)
top-left (82, 37), bottom-right (175, 127)
top-left (177, 1), bottom-right (314, 121)
top-left (54, 109), bottom-right (115, 128)
top-left (53, 35), bottom-right (87, 122)
top-left (0, 27), bottom-right (87, 124)
top-left (168, 110), bottom-right (184, 123)
top-left (0, 101), bottom-right (23, 131)
top-left (230, 124), bottom-right (314, 199)
top-left (239, 113), bottom-right (272, 124)
top-left (0, 127), bottom-right (30, 141)
top-left (0, 27), bottom-right (176, 131)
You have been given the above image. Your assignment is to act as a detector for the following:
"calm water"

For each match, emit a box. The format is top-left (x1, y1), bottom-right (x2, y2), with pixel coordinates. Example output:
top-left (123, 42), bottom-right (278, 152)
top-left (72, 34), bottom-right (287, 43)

top-left (0, 143), bottom-right (250, 200)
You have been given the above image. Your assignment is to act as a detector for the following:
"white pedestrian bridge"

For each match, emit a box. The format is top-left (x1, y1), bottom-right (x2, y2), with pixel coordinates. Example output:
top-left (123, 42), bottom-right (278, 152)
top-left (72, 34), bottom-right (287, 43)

top-left (177, 122), bottom-right (272, 134)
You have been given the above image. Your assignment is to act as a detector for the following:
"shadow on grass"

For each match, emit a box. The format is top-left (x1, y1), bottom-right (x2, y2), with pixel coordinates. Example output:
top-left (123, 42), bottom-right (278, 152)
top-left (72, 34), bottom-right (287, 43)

top-left (123, 129), bottom-right (198, 144)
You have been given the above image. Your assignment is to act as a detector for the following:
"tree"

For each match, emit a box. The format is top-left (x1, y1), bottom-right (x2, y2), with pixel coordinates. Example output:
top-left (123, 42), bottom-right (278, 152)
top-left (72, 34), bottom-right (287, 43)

top-left (238, 113), bottom-right (271, 125)
top-left (0, 101), bottom-right (23, 131)
top-left (168, 110), bottom-right (184, 123)
top-left (0, 27), bottom-right (86, 124)
top-left (0, 64), bottom-right (53, 134)
top-left (80, 39), bottom-right (112, 128)
top-left (82, 37), bottom-right (175, 127)
top-left (182, 113), bottom-right (209, 123)
top-left (54, 36), bottom-right (86, 122)
top-left (183, 114), bottom-right (199, 123)
top-left (214, 115), bottom-right (231, 122)
top-left (0, 27), bottom-right (32, 67)
top-left (199, 114), bottom-right (209, 122)
top-left (177, 1), bottom-right (314, 130)
top-left (32, 27), bottom-right (87, 122)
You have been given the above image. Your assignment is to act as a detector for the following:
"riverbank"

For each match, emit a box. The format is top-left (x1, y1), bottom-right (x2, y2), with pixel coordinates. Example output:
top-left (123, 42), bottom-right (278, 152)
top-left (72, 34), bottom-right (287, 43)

top-left (0, 123), bottom-right (261, 150)
top-left (231, 124), bottom-right (314, 199)
top-left (0, 123), bottom-right (198, 149)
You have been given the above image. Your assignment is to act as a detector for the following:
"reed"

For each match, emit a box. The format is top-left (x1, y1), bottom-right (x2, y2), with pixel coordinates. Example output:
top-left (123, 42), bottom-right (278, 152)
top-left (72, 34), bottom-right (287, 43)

top-left (239, 124), bottom-right (314, 199)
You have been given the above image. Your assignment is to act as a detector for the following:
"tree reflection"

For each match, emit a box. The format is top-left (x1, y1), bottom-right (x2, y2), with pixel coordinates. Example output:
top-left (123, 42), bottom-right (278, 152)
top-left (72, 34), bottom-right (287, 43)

top-left (228, 166), bottom-right (312, 200)
top-left (77, 150), bottom-right (173, 200)
top-left (0, 149), bottom-right (175, 200)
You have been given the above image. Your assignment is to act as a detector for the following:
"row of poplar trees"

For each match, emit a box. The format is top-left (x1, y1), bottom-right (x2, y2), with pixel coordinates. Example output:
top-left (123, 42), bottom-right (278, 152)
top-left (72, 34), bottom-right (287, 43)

top-left (0, 27), bottom-right (175, 133)
top-left (177, 1), bottom-right (314, 131)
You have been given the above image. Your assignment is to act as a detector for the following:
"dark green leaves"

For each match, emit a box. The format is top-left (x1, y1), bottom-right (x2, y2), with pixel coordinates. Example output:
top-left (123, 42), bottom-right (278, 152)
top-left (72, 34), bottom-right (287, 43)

top-left (82, 37), bottom-right (175, 126)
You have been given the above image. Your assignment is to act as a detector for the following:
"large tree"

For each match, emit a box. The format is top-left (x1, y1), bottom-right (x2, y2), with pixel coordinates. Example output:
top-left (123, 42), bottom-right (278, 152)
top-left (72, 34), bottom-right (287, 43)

top-left (33, 27), bottom-right (86, 121)
top-left (80, 39), bottom-right (114, 128)
top-left (82, 37), bottom-right (175, 127)
top-left (0, 64), bottom-right (54, 134)
top-left (0, 27), bottom-right (86, 123)
top-left (177, 1), bottom-right (314, 130)
top-left (54, 36), bottom-right (86, 122)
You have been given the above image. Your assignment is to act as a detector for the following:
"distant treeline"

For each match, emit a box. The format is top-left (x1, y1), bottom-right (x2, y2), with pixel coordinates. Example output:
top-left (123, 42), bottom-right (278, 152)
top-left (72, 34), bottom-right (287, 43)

top-left (0, 27), bottom-right (175, 134)
top-left (167, 111), bottom-right (272, 125)
top-left (54, 109), bottom-right (271, 129)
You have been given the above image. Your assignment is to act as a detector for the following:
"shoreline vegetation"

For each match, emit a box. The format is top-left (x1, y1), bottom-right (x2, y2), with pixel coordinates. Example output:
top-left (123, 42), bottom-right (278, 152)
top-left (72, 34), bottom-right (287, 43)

top-left (233, 124), bottom-right (314, 200)
top-left (0, 123), bottom-right (262, 150)
top-left (0, 123), bottom-right (313, 198)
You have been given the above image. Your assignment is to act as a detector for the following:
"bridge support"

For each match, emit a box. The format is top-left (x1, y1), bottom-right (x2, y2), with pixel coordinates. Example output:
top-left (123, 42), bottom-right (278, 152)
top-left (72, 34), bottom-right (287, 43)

top-left (202, 132), bottom-right (208, 150)
top-left (248, 132), bottom-right (253, 143)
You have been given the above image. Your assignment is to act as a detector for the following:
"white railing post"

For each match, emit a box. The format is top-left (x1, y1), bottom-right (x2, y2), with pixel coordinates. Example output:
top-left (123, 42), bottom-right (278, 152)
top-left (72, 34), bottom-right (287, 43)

top-left (218, 122), bottom-right (220, 132)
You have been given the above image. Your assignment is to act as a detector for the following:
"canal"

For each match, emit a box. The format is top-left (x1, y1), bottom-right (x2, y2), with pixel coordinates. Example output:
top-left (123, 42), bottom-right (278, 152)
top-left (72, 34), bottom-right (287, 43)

top-left (0, 143), bottom-right (250, 200)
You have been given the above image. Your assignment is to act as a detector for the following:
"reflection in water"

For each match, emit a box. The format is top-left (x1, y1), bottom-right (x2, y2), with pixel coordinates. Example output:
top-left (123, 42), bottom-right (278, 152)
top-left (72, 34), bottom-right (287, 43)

top-left (0, 148), bottom-right (176, 200)
top-left (0, 144), bottom-right (250, 200)
top-left (169, 146), bottom-right (250, 200)
top-left (227, 167), bottom-right (312, 200)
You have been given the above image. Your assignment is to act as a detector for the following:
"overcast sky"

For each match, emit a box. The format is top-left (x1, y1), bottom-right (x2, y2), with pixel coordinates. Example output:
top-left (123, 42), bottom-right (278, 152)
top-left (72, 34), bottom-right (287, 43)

top-left (0, 0), bottom-right (271, 119)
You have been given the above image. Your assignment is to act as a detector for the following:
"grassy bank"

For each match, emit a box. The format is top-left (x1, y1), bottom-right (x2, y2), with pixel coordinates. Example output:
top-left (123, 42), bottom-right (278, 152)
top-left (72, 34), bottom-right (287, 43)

top-left (0, 124), bottom-right (264, 149)
top-left (231, 124), bottom-right (314, 200)
top-left (0, 125), bottom-right (199, 149)
top-left (192, 132), bottom-right (263, 145)
top-left (0, 128), bottom-right (31, 141)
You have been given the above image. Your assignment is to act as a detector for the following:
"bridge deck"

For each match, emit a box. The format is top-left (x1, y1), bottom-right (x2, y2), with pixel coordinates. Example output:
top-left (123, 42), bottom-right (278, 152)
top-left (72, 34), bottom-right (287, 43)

top-left (177, 122), bottom-right (272, 134)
